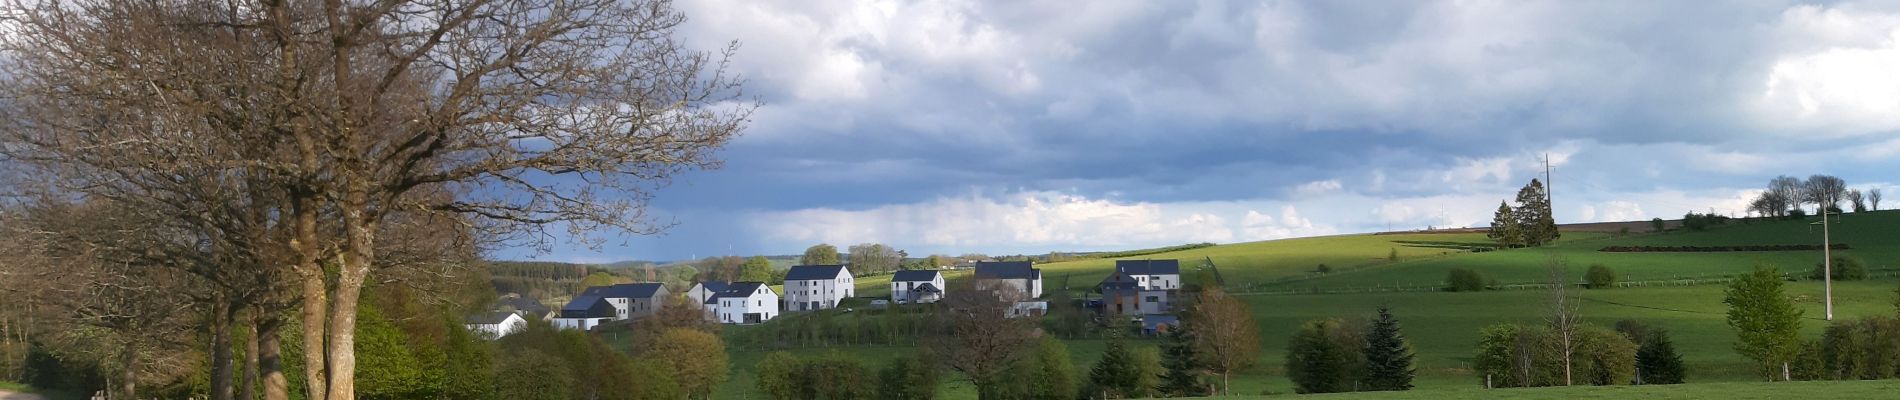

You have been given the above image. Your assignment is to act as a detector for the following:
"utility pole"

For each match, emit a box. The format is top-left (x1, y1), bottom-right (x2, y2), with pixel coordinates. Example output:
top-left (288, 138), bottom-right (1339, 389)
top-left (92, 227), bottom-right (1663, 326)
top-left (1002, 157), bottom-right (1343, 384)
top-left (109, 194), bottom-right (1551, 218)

top-left (1544, 153), bottom-right (1554, 221)
top-left (1812, 211), bottom-right (1841, 320)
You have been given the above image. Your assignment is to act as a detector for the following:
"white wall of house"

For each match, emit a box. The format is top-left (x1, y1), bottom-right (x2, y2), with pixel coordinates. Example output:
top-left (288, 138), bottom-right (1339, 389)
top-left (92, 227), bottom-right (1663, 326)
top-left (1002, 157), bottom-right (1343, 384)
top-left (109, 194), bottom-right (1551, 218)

top-left (1007, 301), bottom-right (1048, 318)
top-left (986, 277), bottom-right (1042, 299)
top-left (466, 314), bottom-right (527, 339)
top-left (717, 287), bottom-right (780, 324)
top-left (784, 270), bottom-right (853, 311)
top-left (552, 317), bottom-right (611, 331)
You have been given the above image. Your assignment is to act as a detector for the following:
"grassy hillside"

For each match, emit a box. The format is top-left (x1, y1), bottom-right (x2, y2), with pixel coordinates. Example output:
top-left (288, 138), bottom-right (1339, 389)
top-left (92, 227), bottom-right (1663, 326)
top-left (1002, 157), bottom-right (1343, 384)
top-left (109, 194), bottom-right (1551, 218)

top-left (1287, 380), bottom-right (1900, 399)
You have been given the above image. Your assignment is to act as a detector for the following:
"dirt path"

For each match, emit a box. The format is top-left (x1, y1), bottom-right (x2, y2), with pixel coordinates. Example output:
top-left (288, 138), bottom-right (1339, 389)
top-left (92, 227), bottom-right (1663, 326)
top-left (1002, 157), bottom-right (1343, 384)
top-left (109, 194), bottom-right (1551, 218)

top-left (0, 390), bottom-right (46, 400)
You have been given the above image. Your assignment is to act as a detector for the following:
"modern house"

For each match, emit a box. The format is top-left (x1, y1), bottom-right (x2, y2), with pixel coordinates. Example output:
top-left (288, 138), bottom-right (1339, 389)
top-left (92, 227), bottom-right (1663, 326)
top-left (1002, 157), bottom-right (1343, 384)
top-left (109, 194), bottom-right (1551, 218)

top-left (782, 265), bottom-right (854, 311)
top-left (1111, 259), bottom-right (1183, 290)
top-left (552, 295), bottom-right (616, 331)
top-left (711, 281), bottom-right (779, 324)
top-left (464, 311), bottom-right (528, 339)
top-left (686, 281), bottom-right (731, 321)
top-left (889, 270), bottom-right (946, 304)
top-left (1097, 259), bottom-right (1182, 317)
top-left (974, 261), bottom-right (1042, 299)
top-left (578, 282), bottom-right (669, 321)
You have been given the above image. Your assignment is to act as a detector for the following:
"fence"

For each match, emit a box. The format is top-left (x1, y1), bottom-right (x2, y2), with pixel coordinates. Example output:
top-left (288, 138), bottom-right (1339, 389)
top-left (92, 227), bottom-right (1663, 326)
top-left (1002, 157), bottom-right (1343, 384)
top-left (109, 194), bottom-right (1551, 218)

top-left (1227, 267), bottom-right (1900, 297)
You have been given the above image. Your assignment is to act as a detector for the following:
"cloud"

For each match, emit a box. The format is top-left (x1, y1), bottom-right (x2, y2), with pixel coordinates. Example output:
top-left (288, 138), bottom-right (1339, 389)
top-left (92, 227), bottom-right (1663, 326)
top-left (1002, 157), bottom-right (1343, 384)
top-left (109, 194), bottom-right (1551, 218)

top-left (1293, 179), bottom-right (1344, 197)
top-left (1755, 4), bottom-right (1900, 136)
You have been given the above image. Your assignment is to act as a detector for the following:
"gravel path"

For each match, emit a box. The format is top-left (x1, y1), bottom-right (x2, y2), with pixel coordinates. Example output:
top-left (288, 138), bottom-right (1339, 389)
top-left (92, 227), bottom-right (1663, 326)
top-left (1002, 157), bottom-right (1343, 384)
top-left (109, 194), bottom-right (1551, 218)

top-left (0, 390), bottom-right (46, 400)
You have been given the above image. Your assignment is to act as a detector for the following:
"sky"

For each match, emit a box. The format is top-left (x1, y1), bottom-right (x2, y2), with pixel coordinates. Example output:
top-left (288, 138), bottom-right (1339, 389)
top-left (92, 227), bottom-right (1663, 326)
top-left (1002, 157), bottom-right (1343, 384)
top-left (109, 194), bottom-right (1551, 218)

top-left (495, 0), bottom-right (1900, 263)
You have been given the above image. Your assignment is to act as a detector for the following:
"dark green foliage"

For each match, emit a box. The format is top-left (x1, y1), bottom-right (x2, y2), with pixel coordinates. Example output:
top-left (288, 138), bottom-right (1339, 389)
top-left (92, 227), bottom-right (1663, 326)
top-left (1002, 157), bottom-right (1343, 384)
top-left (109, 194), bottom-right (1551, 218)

top-left (441, 317), bottom-right (497, 400)
top-left (1820, 317), bottom-right (1900, 381)
top-left (1575, 326), bottom-right (1638, 386)
top-left (1444, 268), bottom-right (1487, 292)
top-left (1724, 266), bottom-right (1804, 381)
top-left (1634, 330), bottom-right (1686, 384)
top-left (1016, 337), bottom-right (1075, 400)
top-left (1792, 340), bottom-right (1826, 381)
top-left (354, 303), bottom-right (430, 400)
top-left (1809, 256), bottom-right (1869, 281)
top-left (1472, 324), bottom-right (1635, 388)
top-left (1681, 212), bottom-right (1730, 231)
top-left (1315, 264), bottom-right (1332, 274)
top-left (805, 353), bottom-right (876, 400)
top-left (1650, 218), bottom-right (1666, 232)
top-left (1488, 201), bottom-right (1525, 247)
top-left (21, 342), bottom-right (104, 395)
top-left (1514, 179), bottom-right (1560, 246)
top-left (493, 350), bottom-right (574, 400)
top-left (1584, 264), bottom-right (1618, 289)
top-left (755, 352), bottom-right (804, 399)
top-left (1362, 306), bottom-right (1415, 391)
top-left (1614, 319), bottom-right (1655, 345)
top-left (1286, 318), bottom-right (1363, 394)
top-left (877, 355), bottom-right (942, 400)
top-left (1387, 248), bottom-right (1400, 262)
top-left (1157, 327), bottom-right (1208, 397)
top-left (1085, 329), bottom-right (1146, 399)
top-left (1043, 286), bottom-right (1091, 339)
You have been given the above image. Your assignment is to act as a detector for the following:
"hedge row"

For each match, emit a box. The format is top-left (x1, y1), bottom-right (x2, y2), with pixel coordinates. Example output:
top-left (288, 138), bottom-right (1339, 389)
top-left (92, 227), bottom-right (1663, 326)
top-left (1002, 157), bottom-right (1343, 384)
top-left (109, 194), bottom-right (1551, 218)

top-left (1598, 244), bottom-right (1850, 253)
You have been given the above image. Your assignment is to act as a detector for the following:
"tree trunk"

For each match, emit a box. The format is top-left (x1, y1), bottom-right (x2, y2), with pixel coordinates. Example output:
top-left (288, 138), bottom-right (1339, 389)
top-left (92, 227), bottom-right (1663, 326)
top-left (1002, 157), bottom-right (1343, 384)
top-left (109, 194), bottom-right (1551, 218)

top-left (212, 300), bottom-right (235, 400)
top-left (117, 344), bottom-right (137, 400)
top-left (259, 318), bottom-right (288, 400)
top-left (325, 200), bottom-right (377, 400)
top-left (1782, 361), bottom-right (1791, 381)
top-left (291, 194), bottom-right (328, 400)
top-left (243, 315), bottom-right (260, 400)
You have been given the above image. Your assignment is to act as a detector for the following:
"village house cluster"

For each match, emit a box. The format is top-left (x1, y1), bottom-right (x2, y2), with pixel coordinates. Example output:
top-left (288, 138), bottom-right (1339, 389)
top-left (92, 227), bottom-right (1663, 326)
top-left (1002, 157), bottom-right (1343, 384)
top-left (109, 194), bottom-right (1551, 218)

top-left (465, 259), bottom-right (1187, 338)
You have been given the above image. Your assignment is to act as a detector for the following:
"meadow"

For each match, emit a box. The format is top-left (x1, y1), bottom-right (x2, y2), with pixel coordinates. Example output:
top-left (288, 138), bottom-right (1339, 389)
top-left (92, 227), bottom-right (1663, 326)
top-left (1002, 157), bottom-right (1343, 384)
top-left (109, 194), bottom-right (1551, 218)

top-left (705, 211), bottom-right (1900, 399)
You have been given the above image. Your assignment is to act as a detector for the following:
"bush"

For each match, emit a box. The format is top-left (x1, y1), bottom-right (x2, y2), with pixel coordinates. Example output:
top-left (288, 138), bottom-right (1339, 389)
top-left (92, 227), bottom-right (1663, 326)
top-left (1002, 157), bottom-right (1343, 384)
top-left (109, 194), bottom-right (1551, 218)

top-left (1820, 317), bottom-right (1900, 380)
top-left (1315, 264), bottom-right (1332, 274)
top-left (1445, 269), bottom-right (1487, 292)
top-left (1472, 324), bottom-right (1635, 388)
top-left (1285, 318), bottom-right (1365, 394)
top-left (1635, 329), bottom-right (1686, 384)
top-left (1585, 264), bottom-right (1617, 289)
top-left (1650, 218), bottom-right (1666, 232)
top-left (1809, 256), bottom-right (1869, 281)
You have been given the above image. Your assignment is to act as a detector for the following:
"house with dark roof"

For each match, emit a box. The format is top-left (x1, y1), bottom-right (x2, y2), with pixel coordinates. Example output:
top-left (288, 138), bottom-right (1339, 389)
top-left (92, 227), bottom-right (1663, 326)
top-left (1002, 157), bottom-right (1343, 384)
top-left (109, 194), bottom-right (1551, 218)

top-left (578, 282), bottom-right (669, 321)
top-left (890, 270), bottom-right (946, 304)
top-left (687, 281), bottom-right (731, 321)
top-left (1097, 259), bottom-right (1182, 317)
top-left (711, 282), bottom-right (779, 324)
top-left (1110, 259), bottom-right (1183, 290)
top-left (553, 296), bottom-right (616, 331)
top-left (494, 294), bottom-right (553, 321)
top-left (464, 311), bottom-right (528, 339)
top-left (783, 265), bottom-right (853, 311)
top-left (974, 261), bottom-right (1042, 298)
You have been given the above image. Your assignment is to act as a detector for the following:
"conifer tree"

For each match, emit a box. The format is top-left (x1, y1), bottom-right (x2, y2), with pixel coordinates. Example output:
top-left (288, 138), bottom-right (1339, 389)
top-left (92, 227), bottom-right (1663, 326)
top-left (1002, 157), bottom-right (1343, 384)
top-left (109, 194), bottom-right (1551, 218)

top-left (1488, 201), bottom-right (1524, 247)
top-left (1514, 179), bottom-right (1560, 246)
top-left (1087, 328), bottom-right (1142, 399)
top-left (1362, 306), bottom-right (1416, 391)
top-left (1158, 326), bottom-right (1208, 397)
top-left (1635, 330), bottom-right (1686, 384)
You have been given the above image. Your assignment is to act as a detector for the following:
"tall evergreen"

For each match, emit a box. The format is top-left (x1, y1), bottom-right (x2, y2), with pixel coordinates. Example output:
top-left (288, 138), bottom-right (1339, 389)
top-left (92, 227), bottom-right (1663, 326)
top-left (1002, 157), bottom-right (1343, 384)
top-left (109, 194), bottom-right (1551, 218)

top-left (1158, 326), bottom-right (1208, 397)
top-left (1488, 201), bottom-right (1524, 247)
top-left (1362, 306), bottom-right (1416, 391)
top-left (1634, 330), bottom-right (1686, 384)
top-left (1086, 328), bottom-right (1142, 399)
top-left (1514, 179), bottom-right (1560, 246)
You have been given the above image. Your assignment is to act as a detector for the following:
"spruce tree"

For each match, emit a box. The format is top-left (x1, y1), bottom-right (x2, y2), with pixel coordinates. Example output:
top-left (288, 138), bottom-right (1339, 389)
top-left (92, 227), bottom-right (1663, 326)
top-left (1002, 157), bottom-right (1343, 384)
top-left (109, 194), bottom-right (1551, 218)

top-left (1514, 179), bottom-right (1560, 246)
top-left (1488, 201), bottom-right (1524, 247)
top-left (1362, 305), bottom-right (1416, 391)
top-left (1087, 328), bottom-right (1142, 398)
top-left (1635, 330), bottom-right (1686, 384)
top-left (1158, 326), bottom-right (1208, 397)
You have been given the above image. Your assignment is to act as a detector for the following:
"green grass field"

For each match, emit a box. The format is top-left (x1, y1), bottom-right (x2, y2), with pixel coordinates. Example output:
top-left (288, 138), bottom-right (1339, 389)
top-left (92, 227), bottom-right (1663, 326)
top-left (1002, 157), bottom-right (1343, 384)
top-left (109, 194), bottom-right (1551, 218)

top-left (698, 210), bottom-right (1900, 399)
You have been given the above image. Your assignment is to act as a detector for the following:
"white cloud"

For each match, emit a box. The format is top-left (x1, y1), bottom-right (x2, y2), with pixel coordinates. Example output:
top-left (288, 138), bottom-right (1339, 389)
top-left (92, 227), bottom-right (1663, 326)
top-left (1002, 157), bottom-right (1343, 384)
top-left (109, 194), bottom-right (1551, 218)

top-left (1756, 4), bottom-right (1900, 136)
top-left (1293, 179), bottom-right (1344, 197)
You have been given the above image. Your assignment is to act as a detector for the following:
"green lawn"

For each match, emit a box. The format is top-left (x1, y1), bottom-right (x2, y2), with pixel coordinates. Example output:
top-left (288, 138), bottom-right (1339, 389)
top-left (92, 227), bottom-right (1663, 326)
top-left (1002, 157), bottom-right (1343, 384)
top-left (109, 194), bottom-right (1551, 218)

top-left (1279, 380), bottom-right (1900, 399)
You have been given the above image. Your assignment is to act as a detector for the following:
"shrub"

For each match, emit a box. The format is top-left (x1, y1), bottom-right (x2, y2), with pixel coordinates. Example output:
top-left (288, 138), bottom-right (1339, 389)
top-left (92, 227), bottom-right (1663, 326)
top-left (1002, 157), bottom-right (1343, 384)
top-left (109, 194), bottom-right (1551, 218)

top-left (1315, 264), bottom-right (1332, 274)
top-left (1820, 317), bottom-right (1900, 380)
top-left (1387, 248), bottom-right (1400, 262)
top-left (1649, 218), bottom-right (1666, 232)
top-left (1584, 264), bottom-right (1617, 289)
top-left (1472, 324), bottom-right (1635, 387)
top-left (1789, 208), bottom-right (1809, 219)
top-left (1445, 269), bottom-right (1487, 292)
top-left (1635, 329), bottom-right (1686, 384)
top-left (1809, 256), bottom-right (1869, 281)
top-left (1286, 318), bottom-right (1365, 394)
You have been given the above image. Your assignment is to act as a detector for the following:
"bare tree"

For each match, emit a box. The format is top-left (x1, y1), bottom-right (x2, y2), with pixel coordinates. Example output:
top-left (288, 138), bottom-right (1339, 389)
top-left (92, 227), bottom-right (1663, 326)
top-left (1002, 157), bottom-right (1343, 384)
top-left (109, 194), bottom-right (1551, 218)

top-left (1766, 176), bottom-right (1803, 217)
top-left (1803, 175), bottom-right (1847, 213)
top-left (1870, 188), bottom-right (1883, 211)
top-left (1846, 189), bottom-right (1866, 212)
top-left (1546, 258), bottom-right (1581, 386)
top-left (0, 2), bottom-right (750, 400)
top-left (933, 280), bottom-right (1037, 399)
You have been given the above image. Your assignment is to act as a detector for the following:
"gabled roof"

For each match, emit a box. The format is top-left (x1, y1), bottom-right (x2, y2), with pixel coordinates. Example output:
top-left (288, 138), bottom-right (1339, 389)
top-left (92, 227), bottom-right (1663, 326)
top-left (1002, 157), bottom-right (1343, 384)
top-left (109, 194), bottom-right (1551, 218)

top-left (496, 296), bottom-right (550, 316)
top-left (910, 282), bottom-right (942, 294)
top-left (784, 265), bottom-right (849, 281)
top-left (580, 282), bottom-right (667, 299)
top-left (892, 269), bottom-right (942, 282)
top-left (714, 281), bottom-right (774, 300)
top-left (974, 261), bottom-right (1039, 280)
top-left (465, 311), bottom-right (518, 325)
top-left (559, 296), bottom-right (616, 319)
top-left (1115, 259), bottom-right (1181, 275)
top-left (693, 281), bottom-right (731, 293)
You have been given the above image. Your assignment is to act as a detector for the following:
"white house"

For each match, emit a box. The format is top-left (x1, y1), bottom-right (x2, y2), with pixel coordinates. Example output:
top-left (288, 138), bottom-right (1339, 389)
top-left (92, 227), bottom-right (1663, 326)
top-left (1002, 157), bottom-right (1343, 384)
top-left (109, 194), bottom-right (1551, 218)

top-left (552, 295), bottom-right (616, 331)
top-left (1007, 301), bottom-right (1049, 319)
top-left (464, 311), bottom-right (527, 339)
top-left (687, 281), bottom-right (731, 321)
top-left (578, 282), bottom-right (669, 321)
top-left (889, 270), bottom-right (946, 304)
top-left (713, 281), bottom-right (779, 324)
top-left (494, 294), bottom-right (553, 321)
top-left (782, 265), bottom-right (853, 311)
top-left (1112, 259), bottom-right (1183, 290)
top-left (974, 261), bottom-right (1041, 299)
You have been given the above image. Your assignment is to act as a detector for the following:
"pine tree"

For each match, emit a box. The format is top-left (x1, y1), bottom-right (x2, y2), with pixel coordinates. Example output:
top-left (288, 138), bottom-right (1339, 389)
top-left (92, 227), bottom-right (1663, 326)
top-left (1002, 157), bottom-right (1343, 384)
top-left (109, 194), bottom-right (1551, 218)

top-left (1158, 326), bottom-right (1208, 397)
top-left (1087, 328), bottom-right (1142, 399)
top-left (1514, 179), bottom-right (1560, 246)
top-left (1488, 201), bottom-right (1524, 247)
top-left (1635, 330), bottom-right (1686, 384)
top-left (1362, 306), bottom-right (1416, 391)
